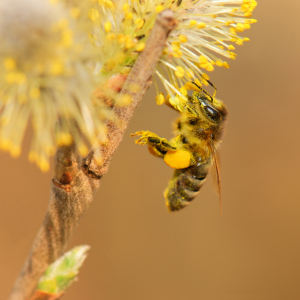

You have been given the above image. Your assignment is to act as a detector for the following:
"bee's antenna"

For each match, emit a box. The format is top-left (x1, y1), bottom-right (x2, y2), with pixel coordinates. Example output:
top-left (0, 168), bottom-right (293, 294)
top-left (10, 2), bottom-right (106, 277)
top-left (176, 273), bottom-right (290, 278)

top-left (205, 79), bottom-right (217, 98)
top-left (191, 82), bottom-right (213, 101)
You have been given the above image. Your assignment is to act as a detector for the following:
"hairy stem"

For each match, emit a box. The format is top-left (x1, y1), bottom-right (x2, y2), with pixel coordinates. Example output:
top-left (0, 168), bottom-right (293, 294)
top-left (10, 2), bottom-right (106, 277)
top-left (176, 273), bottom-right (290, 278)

top-left (9, 10), bottom-right (176, 300)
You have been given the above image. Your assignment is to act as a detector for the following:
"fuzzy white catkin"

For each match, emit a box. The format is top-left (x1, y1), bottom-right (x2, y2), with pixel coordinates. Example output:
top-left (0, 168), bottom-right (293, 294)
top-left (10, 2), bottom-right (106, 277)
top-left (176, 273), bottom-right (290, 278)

top-left (0, 0), bottom-right (65, 60)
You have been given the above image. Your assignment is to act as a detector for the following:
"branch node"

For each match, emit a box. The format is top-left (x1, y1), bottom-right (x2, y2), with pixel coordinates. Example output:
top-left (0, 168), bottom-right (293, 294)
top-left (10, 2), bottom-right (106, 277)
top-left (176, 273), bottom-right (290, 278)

top-left (52, 179), bottom-right (72, 193)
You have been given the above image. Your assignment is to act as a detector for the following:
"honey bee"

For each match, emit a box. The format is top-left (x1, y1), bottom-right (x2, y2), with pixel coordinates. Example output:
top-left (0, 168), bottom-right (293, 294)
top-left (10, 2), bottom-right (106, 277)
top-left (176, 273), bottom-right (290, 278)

top-left (131, 83), bottom-right (228, 212)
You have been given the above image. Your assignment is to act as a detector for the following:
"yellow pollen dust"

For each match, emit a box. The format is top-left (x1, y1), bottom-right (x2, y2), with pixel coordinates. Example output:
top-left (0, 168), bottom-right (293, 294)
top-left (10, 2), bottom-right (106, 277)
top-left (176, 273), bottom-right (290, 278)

top-left (216, 61), bottom-right (223, 67)
top-left (118, 94), bottom-right (132, 106)
top-left (164, 150), bottom-right (191, 169)
top-left (10, 145), bottom-right (21, 158)
top-left (123, 3), bottom-right (129, 12)
top-left (100, 0), bottom-right (115, 9)
top-left (197, 22), bottom-right (206, 29)
top-left (30, 88), bottom-right (41, 99)
top-left (136, 42), bottom-right (145, 52)
top-left (187, 69), bottom-right (194, 78)
top-left (185, 81), bottom-right (201, 91)
top-left (199, 55), bottom-right (207, 64)
top-left (89, 9), bottom-right (100, 22)
top-left (70, 7), bottom-right (80, 18)
top-left (117, 34), bottom-right (125, 44)
top-left (194, 78), bottom-right (202, 87)
top-left (125, 13), bottom-right (133, 20)
top-left (156, 5), bottom-right (164, 13)
top-left (230, 27), bottom-right (237, 35)
top-left (125, 37), bottom-right (136, 49)
top-left (156, 93), bottom-right (165, 105)
top-left (56, 132), bottom-right (73, 146)
top-left (79, 144), bottom-right (89, 157)
top-left (202, 73), bottom-right (210, 81)
top-left (173, 50), bottom-right (182, 58)
top-left (179, 86), bottom-right (187, 96)
top-left (198, 55), bottom-right (214, 72)
top-left (169, 96), bottom-right (179, 108)
top-left (106, 33), bottom-right (116, 40)
top-left (162, 48), bottom-right (168, 55)
top-left (236, 23), bottom-right (245, 32)
top-left (38, 159), bottom-right (50, 173)
top-left (178, 35), bottom-right (188, 43)
top-left (135, 18), bottom-right (144, 29)
top-left (45, 146), bottom-right (55, 156)
top-left (5, 72), bottom-right (26, 84)
top-left (171, 41), bottom-right (181, 51)
top-left (18, 94), bottom-right (27, 104)
top-left (4, 58), bottom-right (16, 70)
top-left (0, 138), bottom-right (12, 151)
top-left (105, 21), bottom-right (112, 33)
top-left (56, 18), bottom-right (69, 30)
top-left (175, 66), bottom-right (185, 78)
top-left (50, 61), bottom-right (64, 75)
top-left (61, 29), bottom-right (73, 47)
top-left (223, 62), bottom-right (230, 68)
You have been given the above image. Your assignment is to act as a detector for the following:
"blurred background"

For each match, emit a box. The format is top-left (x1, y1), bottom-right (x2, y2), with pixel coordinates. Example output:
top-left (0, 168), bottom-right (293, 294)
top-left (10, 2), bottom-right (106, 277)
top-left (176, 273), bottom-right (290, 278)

top-left (1, 1), bottom-right (300, 299)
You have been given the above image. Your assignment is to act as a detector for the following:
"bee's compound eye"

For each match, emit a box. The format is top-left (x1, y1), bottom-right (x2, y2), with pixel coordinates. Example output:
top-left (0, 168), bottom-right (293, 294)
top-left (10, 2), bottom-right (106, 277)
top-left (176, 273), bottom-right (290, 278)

top-left (203, 105), bottom-right (221, 122)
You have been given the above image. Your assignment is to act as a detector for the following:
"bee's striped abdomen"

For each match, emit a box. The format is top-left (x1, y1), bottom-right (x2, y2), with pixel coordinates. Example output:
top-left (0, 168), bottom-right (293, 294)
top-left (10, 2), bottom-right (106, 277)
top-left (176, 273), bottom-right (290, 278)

top-left (164, 157), bottom-right (212, 211)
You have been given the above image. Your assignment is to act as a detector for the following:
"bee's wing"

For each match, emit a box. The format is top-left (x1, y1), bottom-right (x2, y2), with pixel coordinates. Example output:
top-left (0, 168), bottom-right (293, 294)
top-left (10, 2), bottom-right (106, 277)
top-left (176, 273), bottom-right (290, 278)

top-left (208, 143), bottom-right (222, 215)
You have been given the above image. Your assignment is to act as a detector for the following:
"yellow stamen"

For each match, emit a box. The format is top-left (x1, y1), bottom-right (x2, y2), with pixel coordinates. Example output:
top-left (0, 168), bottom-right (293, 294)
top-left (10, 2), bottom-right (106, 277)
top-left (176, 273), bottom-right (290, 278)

top-left (156, 93), bottom-right (165, 105)
top-left (156, 5), bottom-right (164, 13)
top-left (180, 86), bottom-right (187, 96)
top-left (4, 58), bottom-right (16, 70)
top-left (197, 22), bottom-right (206, 29)
top-left (30, 88), bottom-right (41, 99)
top-left (88, 9), bottom-right (99, 22)
top-left (136, 42), bottom-right (145, 52)
top-left (179, 35), bottom-right (188, 43)
top-left (236, 23), bottom-right (245, 32)
top-left (175, 66), bottom-right (185, 78)
top-left (199, 55), bottom-right (208, 64)
top-left (70, 7), bottom-right (80, 19)
top-left (123, 3), bottom-right (129, 12)
top-left (104, 21), bottom-right (112, 33)
top-left (135, 18), bottom-right (144, 29)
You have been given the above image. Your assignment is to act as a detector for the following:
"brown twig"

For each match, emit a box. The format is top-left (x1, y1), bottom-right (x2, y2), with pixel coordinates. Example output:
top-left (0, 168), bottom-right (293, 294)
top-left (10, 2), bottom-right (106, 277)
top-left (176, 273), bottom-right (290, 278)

top-left (8, 10), bottom-right (176, 300)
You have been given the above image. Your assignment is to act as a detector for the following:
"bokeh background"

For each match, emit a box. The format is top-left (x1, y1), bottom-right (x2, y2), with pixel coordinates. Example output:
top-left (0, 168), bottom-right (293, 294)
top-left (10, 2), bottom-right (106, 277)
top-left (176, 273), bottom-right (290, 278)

top-left (1, 1), bottom-right (300, 299)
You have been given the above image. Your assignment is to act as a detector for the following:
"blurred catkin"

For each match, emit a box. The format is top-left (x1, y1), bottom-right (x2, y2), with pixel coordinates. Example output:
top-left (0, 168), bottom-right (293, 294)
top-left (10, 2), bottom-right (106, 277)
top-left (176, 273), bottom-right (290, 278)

top-left (0, 0), bottom-right (257, 171)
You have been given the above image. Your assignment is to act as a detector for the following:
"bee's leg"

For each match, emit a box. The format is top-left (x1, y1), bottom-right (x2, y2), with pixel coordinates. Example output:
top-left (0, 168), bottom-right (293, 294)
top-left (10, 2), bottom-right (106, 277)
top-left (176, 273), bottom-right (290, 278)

top-left (201, 78), bottom-right (217, 98)
top-left (207, 79), bottom-right (217, 98)
top-left (131, 131), bottom-right (177, 158)
top-left (191, 82), bottom-right (214, 101)
top-left (184, 105), bottom-right (199, 117)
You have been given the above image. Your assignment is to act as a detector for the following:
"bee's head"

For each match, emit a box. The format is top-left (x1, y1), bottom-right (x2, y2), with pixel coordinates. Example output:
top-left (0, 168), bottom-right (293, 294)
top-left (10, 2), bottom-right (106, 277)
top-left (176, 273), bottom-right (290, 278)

top-left (193, 92), bottom-right (228, 124)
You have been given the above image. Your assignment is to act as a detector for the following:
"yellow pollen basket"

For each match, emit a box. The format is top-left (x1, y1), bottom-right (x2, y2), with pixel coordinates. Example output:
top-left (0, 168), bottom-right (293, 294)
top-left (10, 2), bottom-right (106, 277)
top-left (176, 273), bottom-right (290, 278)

top-left (164, 150), bottom-right (191, 169)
